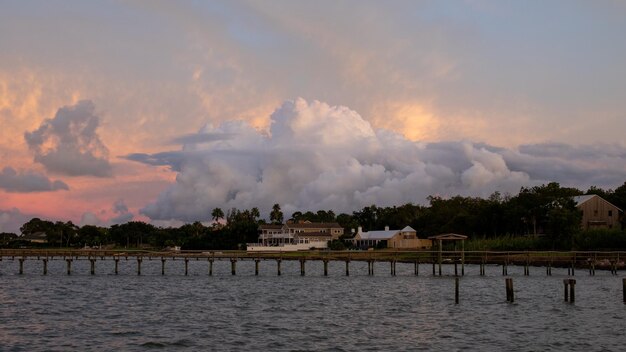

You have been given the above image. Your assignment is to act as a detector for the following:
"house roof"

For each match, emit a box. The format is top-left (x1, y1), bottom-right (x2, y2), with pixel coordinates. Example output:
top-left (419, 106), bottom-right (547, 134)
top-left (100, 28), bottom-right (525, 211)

top-left (573, 194), bottom-right (623, 212)
top-left (20, 231), bottom-right (48, 241)
top-left (357, 226), bottom-right (416, 240)
top-left (358, 230), bottom-right (399, 240)
top-left (259, 224), bottom-right (283, 230)
top-left (573, 195), bottom-right (596, 206)
top-left (285, 222), bottom-right (343, 229)
top-left (428, 233), bottom-right (468, 240)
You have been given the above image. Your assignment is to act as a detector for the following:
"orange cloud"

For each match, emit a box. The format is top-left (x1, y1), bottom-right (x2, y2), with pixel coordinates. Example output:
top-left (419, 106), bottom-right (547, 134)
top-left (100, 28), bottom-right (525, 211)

top-left (369, 101), bottom-right (441, 141)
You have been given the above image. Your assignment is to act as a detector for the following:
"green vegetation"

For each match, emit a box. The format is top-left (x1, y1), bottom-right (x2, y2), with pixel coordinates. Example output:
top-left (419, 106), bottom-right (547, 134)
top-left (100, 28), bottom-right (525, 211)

top-left (3, 181), bottom-right (625, 250)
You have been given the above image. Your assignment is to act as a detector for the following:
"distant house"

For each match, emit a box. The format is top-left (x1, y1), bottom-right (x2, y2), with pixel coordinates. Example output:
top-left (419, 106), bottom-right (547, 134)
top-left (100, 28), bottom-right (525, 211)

top-left (353, 226), bottom-right (432, 249)
top-left (257, 221), bottom-right (344, 246)
top-left (20, 231), bottom-right (48, 244)
top-left (574, 195), bottom-right (623, 230)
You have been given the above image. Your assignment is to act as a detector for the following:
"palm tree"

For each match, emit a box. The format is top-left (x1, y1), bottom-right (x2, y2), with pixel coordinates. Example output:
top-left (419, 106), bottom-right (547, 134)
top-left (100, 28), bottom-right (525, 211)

top-left (270, 204), bottom-right (283, 224)
top-left (211, 208), bottom-right (224, 224)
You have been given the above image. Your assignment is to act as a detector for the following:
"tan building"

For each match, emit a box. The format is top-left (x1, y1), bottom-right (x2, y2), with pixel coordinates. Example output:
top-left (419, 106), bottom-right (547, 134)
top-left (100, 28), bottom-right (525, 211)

top-left (353, 226), bottom-right (432, 249)
top-left (574, 195), bottom-right (623, 230)
top-left (258, 221), bottom-right (344, 245)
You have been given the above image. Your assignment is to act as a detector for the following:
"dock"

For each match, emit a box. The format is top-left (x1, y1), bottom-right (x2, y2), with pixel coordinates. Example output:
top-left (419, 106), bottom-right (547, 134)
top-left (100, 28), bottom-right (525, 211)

top-left (1, 249), bottom-right (624, 276)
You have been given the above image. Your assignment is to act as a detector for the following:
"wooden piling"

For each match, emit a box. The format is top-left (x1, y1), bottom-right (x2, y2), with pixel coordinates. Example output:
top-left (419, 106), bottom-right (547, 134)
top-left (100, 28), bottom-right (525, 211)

top-left (276, 259), bottom-right (281, 276)
top-left (391, 260), bottom-right (396, 276)
top-left (208, 259), bottom-right (214, 276)
top-left (505, 278), bottom-right (514, 303)
top-left (454, 261), bottom-right (458, 276)
top-left (345, 260), bottom-right (350, 276)
top-left (432, 261), bottom-right (435, 276)
top-left (368, 260), bottom-right (374, 276)
top-left (137, 257), bottom-right (142, 275)
top-left (114, 258), bottom-right (119, 275)
top-left (255, 259), bottom-right (260, 276)
top-left (622, 278), bottom-right (625, 304)
top-left (90, 259), bottom-right (96, 275)
top-left (455, 277), bottom-right (459, 304)
top-left (161, 258), bottom-right (166, 275)
top-left (563, 279), bottom-right (576, 303)
top-left (299, 259), bottom-right (305, 276)
top-left (66, 259), bottom-right (72, 275)
top-left (18, 258), bottom-right (24, 275)
top-left (42, 259), bottom-right (48, 275)
top-left (323, 259), bottom-right (328, 276)
top-left (547, 261), bottom-right (552, 276)
top-left (231, 258), bottom-right (237, 276)
top-left (414, 260), bottom-right (419, 276)
top-left (185, 258), bottom-right (189, 276)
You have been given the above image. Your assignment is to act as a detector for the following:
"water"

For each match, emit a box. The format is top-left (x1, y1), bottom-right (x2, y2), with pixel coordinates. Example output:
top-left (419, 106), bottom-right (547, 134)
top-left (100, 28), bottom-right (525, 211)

top-left (1, 259), bottom-right (625, 351)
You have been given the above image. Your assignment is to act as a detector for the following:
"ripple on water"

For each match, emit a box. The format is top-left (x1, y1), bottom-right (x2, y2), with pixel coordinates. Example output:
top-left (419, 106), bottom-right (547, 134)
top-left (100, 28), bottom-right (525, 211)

top-left (1, 263), bottom-right (625, 351)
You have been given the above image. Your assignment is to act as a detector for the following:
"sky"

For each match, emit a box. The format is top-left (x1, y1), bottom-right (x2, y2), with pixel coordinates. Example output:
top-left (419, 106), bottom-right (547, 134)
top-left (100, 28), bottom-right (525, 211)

top-left (1, 0), bottom-right (626, 233)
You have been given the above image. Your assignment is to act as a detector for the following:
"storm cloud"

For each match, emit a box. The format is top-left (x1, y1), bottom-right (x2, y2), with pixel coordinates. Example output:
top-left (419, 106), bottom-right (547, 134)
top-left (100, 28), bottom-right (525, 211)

top-left (125, 98), bottom-right (626, 222)
top-left (0, 167), bottom-right (69, 193)
top-left (24, 100), bottom-right (112, 177)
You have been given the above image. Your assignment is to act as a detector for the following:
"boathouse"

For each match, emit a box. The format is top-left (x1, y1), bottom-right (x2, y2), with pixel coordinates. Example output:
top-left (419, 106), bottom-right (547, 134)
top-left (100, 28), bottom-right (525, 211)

top-left (574, 195), bottom-right (623, 230)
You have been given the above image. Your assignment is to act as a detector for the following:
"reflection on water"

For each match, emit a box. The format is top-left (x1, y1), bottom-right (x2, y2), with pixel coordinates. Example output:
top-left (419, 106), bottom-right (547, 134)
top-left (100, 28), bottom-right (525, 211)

top-left (1, 259), bottom-right (624, 351)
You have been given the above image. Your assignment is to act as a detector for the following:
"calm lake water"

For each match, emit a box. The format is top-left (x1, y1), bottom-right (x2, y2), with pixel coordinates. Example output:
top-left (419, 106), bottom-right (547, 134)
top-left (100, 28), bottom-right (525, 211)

top-left (1, 259), bottom-right (625, 351)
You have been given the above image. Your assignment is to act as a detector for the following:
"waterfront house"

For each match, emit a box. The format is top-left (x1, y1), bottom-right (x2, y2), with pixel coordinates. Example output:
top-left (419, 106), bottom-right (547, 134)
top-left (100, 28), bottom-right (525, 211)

top-left (20, 231), bottom-right (48, 244)
top-left (574, 195), bottom-right (623, 230)
top-left (353, 226), bottom-right (432, 249)
top-left (257, 221), bottom-right (344, 246)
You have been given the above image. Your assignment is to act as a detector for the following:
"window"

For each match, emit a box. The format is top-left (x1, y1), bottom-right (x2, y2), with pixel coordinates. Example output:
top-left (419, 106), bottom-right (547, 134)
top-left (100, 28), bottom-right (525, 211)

top-left (608, 210), bottom-right (613, 217)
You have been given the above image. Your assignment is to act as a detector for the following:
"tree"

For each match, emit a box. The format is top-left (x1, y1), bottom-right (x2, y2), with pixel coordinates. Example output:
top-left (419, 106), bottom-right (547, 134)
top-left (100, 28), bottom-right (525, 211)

top-left (270, 204), bottom-right (283, 224)
top-left (211, 208), bottom-right (224, 223)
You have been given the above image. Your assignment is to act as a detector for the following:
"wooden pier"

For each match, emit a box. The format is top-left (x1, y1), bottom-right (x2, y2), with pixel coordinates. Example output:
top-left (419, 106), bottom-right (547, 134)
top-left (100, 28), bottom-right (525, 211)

top-left (0, 249), bottom-right (624, 277)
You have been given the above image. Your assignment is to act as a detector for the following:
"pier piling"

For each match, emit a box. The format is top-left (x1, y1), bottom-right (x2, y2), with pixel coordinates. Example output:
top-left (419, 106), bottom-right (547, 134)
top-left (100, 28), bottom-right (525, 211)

top-left (323, 259), bottom-right (328, 276)
top-left (299, 259), bottom-right (305, 276)
top-left (455, 277), bottom-right (459, 304)
top-left (42, 259), bottom-right (48, 275)
top-left (161, 258), bottom-right (166, 275)
top-left (208, 259), bottom-right (214, 276)
top-left (345, 260), bottom-right (350, 276)
top-left (623, 278), bottom-right (626, 304)
top-left (391, 260), bottom-right (396, 276)
top-left (563, 279), bottom-right (576, 303)
top-left (137, 258), bottom-right (142, 275)
top-left (277, 259), bottom-right (281, 276)
top-left (505, 278), bottom-right (514, 303)
top-left (185, 258), bottom-right (189, 276)
top-left (66, 259), bottom-right (72, 275)
top-left (90, 259), bottom-right (96, 275)
top-left (231, 258), bottom-right (237, 276)
top-left (414, 260), bottom-right (419, 276)
top-left (255, 259), bottom-right (260, 276)
top-left (18, 258), bottom-right (24, 275)
top-left (114, 258), bottom-right (119, 275)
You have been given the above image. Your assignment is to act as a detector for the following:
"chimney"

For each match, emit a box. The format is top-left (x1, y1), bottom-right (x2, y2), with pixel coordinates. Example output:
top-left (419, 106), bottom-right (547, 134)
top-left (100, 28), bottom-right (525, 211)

top-left (385, 226), bottom-right (389, 231)
top-left (357, 226), bottom-right (362, 233)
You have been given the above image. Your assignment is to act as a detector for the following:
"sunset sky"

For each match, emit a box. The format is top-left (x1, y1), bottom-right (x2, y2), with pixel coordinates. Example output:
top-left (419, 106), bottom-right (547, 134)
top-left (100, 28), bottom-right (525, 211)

top-left (2, 1), bottom-right (626, 233)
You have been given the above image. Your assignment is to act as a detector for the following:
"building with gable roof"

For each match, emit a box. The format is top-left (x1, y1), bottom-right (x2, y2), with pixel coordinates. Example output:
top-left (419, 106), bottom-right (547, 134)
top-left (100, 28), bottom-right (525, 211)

top-left (257, 221), bottom-right (344, 246)
top-left (353, 226), bottom-right (432, 249)
top-left (573, 194), bottom-right (623, 230)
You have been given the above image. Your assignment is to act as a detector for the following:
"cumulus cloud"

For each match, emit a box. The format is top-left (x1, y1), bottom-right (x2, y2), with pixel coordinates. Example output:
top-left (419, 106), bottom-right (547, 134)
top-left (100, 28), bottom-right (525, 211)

top-left (0, 208), bottom-right (34, 234)
top-left (110, 199), bottom-right (133, 224)
top-left (80, 199), bottom-right (134, 226)
top-left (121, 98), bottom-right (624, 222)
top-left (0, 167), bottom-right (69, 193)
top-left (24, 100), bottom-right (112, 177)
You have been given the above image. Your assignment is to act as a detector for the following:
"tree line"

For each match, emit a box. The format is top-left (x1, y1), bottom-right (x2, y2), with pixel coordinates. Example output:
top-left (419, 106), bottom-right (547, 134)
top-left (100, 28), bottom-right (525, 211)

top-left (3, 181), bottom-right (626, 250)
